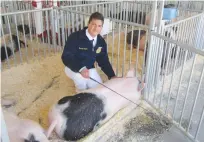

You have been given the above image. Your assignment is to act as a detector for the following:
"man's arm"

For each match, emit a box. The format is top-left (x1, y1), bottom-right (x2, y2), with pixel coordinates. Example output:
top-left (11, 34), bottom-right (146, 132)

top-left (61, 34), bottom-right (85, 72)
top-left (96, 41), bottom-right (116, 79)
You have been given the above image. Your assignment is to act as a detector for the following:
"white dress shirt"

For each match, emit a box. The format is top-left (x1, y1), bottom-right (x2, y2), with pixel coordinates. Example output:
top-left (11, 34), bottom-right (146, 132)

top-left (79, 29), bottom-right (98, 72)
top-left (86, 29), bottom-right (97, 47)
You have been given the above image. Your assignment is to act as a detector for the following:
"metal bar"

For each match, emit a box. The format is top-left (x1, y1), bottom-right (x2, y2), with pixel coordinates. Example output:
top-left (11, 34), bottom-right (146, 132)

top-left (76, 7), bottom-right (79, 32)
top-left (61, 10), bottom-right (65, 48)
top-left (27, 12), bottom-right (33, 42)
top-left (172, 49), bottom-right (189, 120)
top-left (51, 9), bottom-right (56, 53)
top-left (65, 11), bottom-right (68, 42)
top-left (111, 22), bottom-right (115, 66)
top-left (151, 35), bottom-right (159, 91)
top-left (19, 14), bottom-right (28, 62)
top-left (151, 32), bottom-right (204, 56)
top-left (141, 3), bottom-right (144, 25)
top-left (141, 29), bottom-right (148, 80)
top-left (187, 62), bottom-right (204, 132)
top-left (144, 30), bottom-right (155, 101)
top-left (7, 15), bottom-right (16, 66)
top-left (14, 14), bottom-right (23, 64)
top-left (137, 4), bottom-right (139, 24)
top-left (149, 0), bottom-right (157, 31)
top-left (41, 13), bottom-right (45, 47)
top-left (122, 24), bottom-right (127, 77)
top-left (42, 12), bottom-right (47, 57)
top-left (1, 7), bottom-right (53, 16)
top-left (68, 12), bottom-right (70, 36)
top-left (57, 11), bottom-right (61, 50)
top-left (135, 29), bottom-right (141, 77)
top-left (164, 12), bottom-right (204, 28)
top-left (157, 0), bottom-right (164, 33)
top-left (129, 1), bottom-right (133, 23)
top-left (45, 10), bottom-right (51, 54)
top-left (102, 3), bottom-right (105, 16)
top-left (179, 55), bottom-right (197, 126)
top-left (165, 39), bottom-right (181, 115)
top-left (111, 3), bottom-right (113, 19)
top-left (129, 26), bottom-right (134, 70)
top-left (133, 2), bottom-right (136, 23)
top-left (176, 7), bottom-right (203, 13)
top-left (195, 102), bottom-right (204, 140)
top-left (153, 36), bottom-right (164, 105)
top-left (72, 13), bottom-right (75, 33)
top-left (56, 8), bottom-right (149, 29)
top-left (1, 28), bottom-right (10, 68)
top-left (119, 2), bottom-right (122, 21)
top-left (116, 23), bottom-right (121, 76)
top-left (158, 34), bottom-right (173, 111)
top-left (79, 7), bottom-right (83, 30)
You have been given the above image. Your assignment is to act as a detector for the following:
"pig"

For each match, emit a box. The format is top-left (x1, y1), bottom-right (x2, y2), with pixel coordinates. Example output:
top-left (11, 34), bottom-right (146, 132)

top-left (1, 34), bottom-right (26, 61)
top-left (126, 29), bottom-right (178, 71)
top-left (46, 70), bottom-right (145, 141)
top-left (17, 24), bottom-right (36, 35)
top-left (1, 99), bottom-right (49, 142)
top-left (17, 24), bottom-right (30, 35)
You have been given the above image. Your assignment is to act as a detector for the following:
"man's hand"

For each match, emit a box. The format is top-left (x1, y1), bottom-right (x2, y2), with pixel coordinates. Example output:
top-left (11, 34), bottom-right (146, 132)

top-left (80, 68), bottom-right (89, 78)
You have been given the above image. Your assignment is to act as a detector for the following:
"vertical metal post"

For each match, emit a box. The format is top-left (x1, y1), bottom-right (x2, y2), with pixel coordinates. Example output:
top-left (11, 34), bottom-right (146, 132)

top-left (157, 0), bottom-right (164, 33)
top-left (61, 10), bottom-right (65, 48)
top-left (144, 0), bottom-right (158, 99)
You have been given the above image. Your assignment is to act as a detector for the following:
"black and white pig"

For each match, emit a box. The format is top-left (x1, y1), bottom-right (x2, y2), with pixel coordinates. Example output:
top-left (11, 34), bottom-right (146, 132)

top-left (1, 99), bottom-right (49, 142)
top-left (46, 70), bottom-right (145, 141)
top-left (1, 34), bottom-right (26, 61)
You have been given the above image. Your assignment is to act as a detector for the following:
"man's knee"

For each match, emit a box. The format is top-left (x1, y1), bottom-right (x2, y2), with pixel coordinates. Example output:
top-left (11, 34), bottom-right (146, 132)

top-left (75, 81), bottom-right (87, 91)
top-left (87, 69), bottom-right (102, 89)
top-left (64, 67), bottom-right (73, 79)
top-left (64, 66), bottom-right (88, 90)
top-left (89, 69), bottom-right (102, 83)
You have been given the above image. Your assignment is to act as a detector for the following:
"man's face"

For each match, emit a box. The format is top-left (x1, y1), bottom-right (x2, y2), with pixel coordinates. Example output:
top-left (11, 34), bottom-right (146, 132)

top-left (88, 19), bottom-right (103, 37)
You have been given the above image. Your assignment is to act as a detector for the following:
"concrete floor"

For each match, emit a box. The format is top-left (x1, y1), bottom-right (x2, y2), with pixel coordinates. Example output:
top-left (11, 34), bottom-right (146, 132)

top-left (146, 54), bottom-right (204, 142)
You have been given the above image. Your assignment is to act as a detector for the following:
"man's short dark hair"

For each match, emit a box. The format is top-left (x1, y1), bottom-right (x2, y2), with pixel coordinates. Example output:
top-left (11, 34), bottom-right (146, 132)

top-left (88, 12), bottom-right (104, 24)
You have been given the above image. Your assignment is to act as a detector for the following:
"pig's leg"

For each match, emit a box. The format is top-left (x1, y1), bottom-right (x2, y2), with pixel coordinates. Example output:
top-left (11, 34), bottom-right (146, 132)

top-left (45, 119), bottom-right (57, 138)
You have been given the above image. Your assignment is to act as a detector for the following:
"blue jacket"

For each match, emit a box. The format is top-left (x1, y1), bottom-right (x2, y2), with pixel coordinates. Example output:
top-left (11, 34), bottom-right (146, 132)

top-left (61, 27), bottom-right (115, 79)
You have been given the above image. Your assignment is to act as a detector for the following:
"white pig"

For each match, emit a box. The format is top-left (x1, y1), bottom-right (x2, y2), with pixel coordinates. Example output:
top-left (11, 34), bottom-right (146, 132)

top-left (1, 99), bottom-right (49, 142)
top-left (46, 70), bottom-right (145, 141)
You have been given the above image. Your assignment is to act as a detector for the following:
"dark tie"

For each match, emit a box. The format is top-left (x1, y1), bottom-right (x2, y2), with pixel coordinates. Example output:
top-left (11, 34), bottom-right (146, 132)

top-left (91, 39), bottom-right (94, 51)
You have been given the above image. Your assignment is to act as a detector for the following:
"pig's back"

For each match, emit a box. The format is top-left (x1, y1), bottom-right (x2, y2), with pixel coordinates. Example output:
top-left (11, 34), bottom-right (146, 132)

top-left (56, 92), bottom-right (107, 141)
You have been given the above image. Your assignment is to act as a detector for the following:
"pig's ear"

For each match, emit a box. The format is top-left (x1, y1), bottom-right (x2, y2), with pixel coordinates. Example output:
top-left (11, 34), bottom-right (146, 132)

top-left (126, 69), bottom-right (135, 77)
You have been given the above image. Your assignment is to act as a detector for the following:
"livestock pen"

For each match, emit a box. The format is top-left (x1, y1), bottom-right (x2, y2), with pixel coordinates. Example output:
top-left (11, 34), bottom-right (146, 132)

top-left (1, 1), bottom-right (204, 142)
